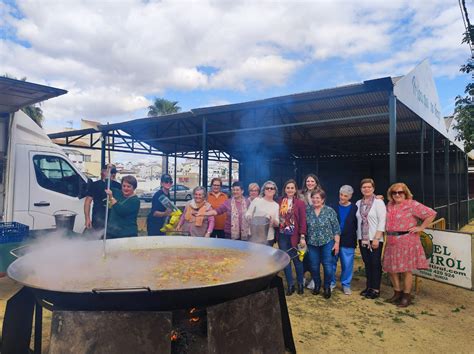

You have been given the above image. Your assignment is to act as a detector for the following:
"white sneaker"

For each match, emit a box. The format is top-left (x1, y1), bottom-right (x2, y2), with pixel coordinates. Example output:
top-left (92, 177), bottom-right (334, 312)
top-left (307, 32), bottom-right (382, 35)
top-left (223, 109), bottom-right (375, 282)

top-left (343, 286), bottom-right (352, 295)
top-left (306, 279), bottom-right (315, 290)
top-left (330, 284), bottom-right (336, 291)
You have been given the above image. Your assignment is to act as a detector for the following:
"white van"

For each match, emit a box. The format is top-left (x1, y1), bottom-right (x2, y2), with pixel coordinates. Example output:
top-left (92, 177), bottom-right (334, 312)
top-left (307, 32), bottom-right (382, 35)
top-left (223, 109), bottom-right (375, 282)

top-left (0, 78), bottom-right (88, 233)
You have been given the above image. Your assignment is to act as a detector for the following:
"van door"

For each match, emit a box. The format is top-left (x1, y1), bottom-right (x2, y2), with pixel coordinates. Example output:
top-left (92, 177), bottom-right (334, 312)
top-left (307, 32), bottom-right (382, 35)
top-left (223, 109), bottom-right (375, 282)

top-left (29, 152), bottom-right (87, 232)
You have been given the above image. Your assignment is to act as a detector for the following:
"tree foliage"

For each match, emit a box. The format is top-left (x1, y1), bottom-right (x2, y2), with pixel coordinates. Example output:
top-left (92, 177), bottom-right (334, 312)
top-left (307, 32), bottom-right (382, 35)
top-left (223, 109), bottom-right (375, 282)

top-left (2, 73), bottom-right (45, 127)
top-left (147, 98), bottom-right (181, 117)
top-left (21, 105), bottom-right (44, 127)
top-left (453, 26), bottom-right (474, 152)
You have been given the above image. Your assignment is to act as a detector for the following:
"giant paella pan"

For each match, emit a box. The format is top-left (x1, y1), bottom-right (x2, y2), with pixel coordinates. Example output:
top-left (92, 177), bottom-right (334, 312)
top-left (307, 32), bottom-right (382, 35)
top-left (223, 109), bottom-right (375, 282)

top-left (7, 236), bottom-right (290, 310)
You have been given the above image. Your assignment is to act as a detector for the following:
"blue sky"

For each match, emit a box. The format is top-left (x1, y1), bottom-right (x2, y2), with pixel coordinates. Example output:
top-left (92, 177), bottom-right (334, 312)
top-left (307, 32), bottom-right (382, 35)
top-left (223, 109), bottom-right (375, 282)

top-left (0, 0), bottom-right (471, 132)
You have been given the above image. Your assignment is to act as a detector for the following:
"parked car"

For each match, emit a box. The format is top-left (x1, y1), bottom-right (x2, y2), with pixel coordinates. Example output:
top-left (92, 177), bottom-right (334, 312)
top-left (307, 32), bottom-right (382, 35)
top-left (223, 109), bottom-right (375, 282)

top-left (138, 184), bottom-right (192, 202)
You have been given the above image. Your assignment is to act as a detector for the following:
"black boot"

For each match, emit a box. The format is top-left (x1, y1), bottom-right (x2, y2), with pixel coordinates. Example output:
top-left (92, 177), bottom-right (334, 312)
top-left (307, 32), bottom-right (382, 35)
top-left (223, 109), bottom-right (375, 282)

top-left (365, 289), bottom-right (380, 299)
top-left (312, 285), bottom-right (320, 295)
top-left (286, 285), bottom-right (295, 296)
top-left (297, 283), bottom-right (304, 295)
top-left (323, 287), bottom-right (331, 299)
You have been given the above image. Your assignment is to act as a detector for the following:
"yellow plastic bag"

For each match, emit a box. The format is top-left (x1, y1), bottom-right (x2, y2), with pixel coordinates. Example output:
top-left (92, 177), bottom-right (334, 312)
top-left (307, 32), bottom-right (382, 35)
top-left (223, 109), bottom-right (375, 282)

top-left (297, 243), bottom-right (307, 262)
top-left (160, 209), bottom-right (182, 234)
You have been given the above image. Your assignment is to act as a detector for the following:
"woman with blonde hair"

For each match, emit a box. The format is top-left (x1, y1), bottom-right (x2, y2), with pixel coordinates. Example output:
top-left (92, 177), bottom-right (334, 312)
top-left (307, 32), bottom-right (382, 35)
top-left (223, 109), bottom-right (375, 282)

top-left (248, 183), bottom-right (260, 202)
top-left (384, 182), bottom-right (436, 307)
top-left (246, 180), bottom-right (279, 246)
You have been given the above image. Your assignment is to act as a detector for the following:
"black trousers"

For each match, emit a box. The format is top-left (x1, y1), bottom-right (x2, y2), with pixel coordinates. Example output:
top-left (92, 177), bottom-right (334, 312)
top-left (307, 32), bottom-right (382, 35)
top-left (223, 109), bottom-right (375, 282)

top-left (359, 240), bottom-right (383, 290)
top-left (211, 229), bottom-right (225, 238)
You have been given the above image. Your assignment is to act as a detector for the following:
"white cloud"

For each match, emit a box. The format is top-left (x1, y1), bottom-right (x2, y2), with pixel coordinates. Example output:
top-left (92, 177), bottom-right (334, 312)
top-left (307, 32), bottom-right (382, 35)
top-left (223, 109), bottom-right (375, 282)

top-left (0, 0), bottom-right (467, 129)
top-left (355, 1), bottom-right (468, 79)
top-left (209, 55), bottom-right (303, 90)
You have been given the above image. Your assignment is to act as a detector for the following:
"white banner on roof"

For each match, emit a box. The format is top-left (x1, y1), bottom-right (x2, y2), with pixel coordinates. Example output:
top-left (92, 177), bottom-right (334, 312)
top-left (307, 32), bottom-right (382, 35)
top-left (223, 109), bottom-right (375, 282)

top-left (394, 59), bottom-right (464, 151)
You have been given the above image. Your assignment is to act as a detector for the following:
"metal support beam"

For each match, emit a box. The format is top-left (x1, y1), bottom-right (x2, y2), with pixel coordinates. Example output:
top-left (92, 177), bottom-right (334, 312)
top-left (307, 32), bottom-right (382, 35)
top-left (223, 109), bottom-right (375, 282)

top-left (173, 148), bottom-right (177, 202)
top-left (444, 139), bottom-right (450, 228)
top-left (198, 152), bottom-right (202, 185)
top-left (389, 94), bottom-right (397, 184)
top-left (229, 155), bottom-right (233, 187)
top-left (456, 149), bottom-right (460, 230)
top-left (202, 117), bottom-right (208, 187)
top-left (163, 154), bottom-right (169, 175)
top-left (431, 128), bottom-right (436, 208)
top-left (420, 121), bottom-right (425, 203)
top-left (466, 154), bottom-right (470, 224)
top-left (101, 132), bottom-right (107, 168)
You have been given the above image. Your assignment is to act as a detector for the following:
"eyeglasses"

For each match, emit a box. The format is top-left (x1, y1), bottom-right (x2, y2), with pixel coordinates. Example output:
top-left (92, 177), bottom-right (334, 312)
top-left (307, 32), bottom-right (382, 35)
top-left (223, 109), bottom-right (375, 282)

top-left (265, 187), bottom-right (275, 190)
top-left (212, 184), bottom-right (221, 187)
top-left (162, 180), bottom-right (173, 184)
top-left (391, 191), bottom-right (405, 196)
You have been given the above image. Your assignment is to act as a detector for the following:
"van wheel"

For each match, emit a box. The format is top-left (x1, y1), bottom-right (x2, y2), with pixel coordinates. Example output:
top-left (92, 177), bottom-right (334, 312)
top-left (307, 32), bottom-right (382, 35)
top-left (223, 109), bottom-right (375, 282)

top-left (185, 194), bottom-right (192, 201)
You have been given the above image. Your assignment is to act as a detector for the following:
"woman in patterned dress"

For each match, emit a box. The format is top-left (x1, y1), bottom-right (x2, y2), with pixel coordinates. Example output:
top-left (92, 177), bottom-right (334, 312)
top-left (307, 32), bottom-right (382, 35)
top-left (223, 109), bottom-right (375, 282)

top-left (384, 183), bottom-right (436, 307)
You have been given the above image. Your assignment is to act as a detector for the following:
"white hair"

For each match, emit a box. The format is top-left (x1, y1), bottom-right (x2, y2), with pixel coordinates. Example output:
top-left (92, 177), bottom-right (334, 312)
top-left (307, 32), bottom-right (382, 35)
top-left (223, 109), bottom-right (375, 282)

top-left (193, 186), bottom-right (207, 198)
top-left (339, 185), bottom-right (354, 195)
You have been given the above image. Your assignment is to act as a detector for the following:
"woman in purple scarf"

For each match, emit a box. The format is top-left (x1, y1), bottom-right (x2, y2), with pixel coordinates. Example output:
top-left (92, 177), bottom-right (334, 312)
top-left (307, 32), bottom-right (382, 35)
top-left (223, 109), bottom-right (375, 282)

top-left (355, 178), bottom-right (386, 299)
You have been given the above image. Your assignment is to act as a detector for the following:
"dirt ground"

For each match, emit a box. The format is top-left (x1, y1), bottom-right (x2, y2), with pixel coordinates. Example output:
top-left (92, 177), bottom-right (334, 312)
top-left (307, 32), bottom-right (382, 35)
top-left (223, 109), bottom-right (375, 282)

top-left (1, 252), bottom-right (473, 353)
top-left (286, 256), bottom-right (474, 353)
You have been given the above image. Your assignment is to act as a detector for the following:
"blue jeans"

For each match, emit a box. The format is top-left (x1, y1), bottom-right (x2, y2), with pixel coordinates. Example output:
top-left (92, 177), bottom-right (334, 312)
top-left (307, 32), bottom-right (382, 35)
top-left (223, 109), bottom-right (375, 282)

top-left (307, 241), bottom-right (334, 289)
top-left (331, 247), bottom-right (355, 288)
top-left (278, 234), bottom-right (304, 286)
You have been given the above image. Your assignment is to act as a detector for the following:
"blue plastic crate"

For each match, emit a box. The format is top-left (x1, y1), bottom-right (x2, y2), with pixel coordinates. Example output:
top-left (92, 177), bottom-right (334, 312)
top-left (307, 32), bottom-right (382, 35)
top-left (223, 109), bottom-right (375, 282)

top-left (0, 222), bottom-right (29, 244)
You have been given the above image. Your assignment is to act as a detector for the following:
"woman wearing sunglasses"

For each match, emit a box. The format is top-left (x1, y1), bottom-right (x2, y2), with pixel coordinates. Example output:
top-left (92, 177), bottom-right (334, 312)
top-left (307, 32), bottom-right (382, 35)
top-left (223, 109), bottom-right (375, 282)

top-left (246, 180), bottom-right (280, 246)
top-left (384, 183), bottom-right (436, 307)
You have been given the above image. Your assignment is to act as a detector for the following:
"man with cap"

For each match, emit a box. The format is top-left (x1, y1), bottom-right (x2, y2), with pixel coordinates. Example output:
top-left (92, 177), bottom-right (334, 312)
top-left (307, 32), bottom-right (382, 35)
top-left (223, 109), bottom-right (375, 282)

top-left (84, 165), bottom-right (121, 231)
top-left (147, 173), bottom-right (174, 236)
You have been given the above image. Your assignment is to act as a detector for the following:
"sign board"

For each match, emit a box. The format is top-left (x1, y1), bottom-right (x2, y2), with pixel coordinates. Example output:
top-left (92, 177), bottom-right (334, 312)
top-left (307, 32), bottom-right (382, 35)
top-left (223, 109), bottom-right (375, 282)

top-left (394, 59), bottom-right (464, 151)
top-left (414, 229), bottom-right (472, 289)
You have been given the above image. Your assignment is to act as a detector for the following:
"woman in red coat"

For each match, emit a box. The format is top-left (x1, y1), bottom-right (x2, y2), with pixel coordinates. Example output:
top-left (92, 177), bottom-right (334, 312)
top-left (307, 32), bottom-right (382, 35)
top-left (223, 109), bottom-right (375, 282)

top-left (278, 179), bottom-right (307, 296)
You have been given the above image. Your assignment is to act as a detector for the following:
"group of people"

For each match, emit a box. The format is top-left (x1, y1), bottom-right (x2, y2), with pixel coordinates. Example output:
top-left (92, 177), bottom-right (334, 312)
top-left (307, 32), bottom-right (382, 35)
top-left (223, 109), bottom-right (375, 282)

top-left (84, 166), bottom-right (141, 239)
top-left (85, 167), bottom-right (436, 308)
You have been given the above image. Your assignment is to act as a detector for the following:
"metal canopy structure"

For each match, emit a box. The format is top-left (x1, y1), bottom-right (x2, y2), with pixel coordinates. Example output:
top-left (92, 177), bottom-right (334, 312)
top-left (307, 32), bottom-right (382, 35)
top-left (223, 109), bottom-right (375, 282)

top-left (50, 77), bottom-right (421, 160)
top-left (0, 77), bottom-right (67, 114)
top-left (49, 67), bottom-right (469, 229)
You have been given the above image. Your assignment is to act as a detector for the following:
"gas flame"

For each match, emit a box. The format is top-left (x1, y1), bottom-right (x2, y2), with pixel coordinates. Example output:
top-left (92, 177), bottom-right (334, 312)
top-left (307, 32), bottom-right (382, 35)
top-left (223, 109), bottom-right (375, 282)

top-left (170, 330), bottom-right (179, 341)
top-left (189, 307), bottom-right (200, 323)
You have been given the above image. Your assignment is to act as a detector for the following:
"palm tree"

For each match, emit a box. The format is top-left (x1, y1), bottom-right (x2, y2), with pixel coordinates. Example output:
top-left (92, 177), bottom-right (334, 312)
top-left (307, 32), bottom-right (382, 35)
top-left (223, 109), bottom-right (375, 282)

top-left (21, 105), bottom-right (44, 127)
top-left (147, 98), bottom-right (181, 117)
top-left (2, 73), bottom-right (45, 127)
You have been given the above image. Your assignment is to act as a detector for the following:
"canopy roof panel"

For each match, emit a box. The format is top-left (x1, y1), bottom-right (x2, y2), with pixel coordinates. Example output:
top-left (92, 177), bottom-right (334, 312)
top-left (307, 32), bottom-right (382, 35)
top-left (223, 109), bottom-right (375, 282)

top-left (0, 77), bottom-right (67, 113)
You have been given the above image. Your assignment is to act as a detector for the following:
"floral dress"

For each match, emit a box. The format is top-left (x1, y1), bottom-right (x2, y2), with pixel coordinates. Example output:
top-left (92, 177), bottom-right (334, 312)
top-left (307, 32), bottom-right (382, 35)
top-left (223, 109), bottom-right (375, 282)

top-left (383, 199), bottom-right (436, 273)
